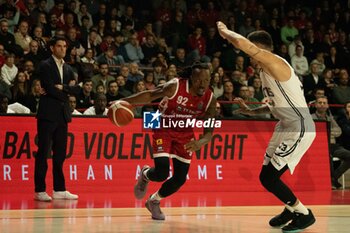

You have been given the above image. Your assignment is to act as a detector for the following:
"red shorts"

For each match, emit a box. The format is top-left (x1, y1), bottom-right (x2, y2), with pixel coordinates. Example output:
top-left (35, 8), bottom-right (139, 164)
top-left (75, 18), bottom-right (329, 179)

top-left (152, 130), bottom-right (195, 161)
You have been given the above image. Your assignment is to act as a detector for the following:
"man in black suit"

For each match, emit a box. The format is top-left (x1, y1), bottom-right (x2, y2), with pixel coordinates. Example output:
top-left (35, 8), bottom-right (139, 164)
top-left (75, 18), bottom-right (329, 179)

top-left (303, 61), bottom-right (324, 102)
top-left (35, 36), bottom-right (79, 202)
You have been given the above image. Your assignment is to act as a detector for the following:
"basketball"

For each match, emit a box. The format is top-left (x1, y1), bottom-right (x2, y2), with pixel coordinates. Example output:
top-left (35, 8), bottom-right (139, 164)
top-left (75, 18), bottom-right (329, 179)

top-left (107, 100), bottom-right (134, 127)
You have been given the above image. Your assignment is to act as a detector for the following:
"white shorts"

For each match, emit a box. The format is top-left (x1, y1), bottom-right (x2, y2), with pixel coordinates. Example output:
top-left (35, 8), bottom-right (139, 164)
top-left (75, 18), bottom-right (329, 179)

top-left (264, 119), bottom-right (316, 174)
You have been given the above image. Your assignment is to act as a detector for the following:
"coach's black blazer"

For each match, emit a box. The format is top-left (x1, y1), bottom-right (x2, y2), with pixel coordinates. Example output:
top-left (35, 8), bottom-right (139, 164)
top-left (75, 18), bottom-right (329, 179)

top-left (36, 56), bottom-right (79, 123)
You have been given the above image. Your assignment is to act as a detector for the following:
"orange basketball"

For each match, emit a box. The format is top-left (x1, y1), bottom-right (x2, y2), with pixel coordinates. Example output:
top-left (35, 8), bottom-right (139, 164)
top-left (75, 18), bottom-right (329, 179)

top-left (107, 100), bottom-right (134, 127)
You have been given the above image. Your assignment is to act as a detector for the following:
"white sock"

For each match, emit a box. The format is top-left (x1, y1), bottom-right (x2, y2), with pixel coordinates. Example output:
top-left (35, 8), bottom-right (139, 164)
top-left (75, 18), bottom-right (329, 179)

top-left (285, 204), bottom-right (294, 212)
top-left (143, 168), bottom-right (150, 180)
top-left (150, 191), bottom-right (162, 201)
top-left (292, 200), bottom-right (309, 215)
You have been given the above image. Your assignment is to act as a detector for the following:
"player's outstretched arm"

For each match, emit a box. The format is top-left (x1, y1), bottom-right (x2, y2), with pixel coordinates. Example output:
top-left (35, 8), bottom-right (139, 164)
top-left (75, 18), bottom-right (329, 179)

top-left (122, 79), bottom-right (177, 105)
top-left (216, 21), bottom-right (291, 82)
top-left (234, 98), bottom-right (270, 116)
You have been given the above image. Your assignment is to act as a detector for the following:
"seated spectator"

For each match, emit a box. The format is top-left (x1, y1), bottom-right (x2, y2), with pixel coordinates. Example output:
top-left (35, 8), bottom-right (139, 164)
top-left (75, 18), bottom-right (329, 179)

top-left (10, 70), bottom-right (30, 104)
top-left (320, 68), bottom-right (337, 98)
top-left (170, 48), bottom-right (187, 68)
top-left (116, 75), bottom-right (132, 97)
top-left (186, 26), bottom-right (210, 64)
top-left (280, 17), bottom-right (299, 45)
top-left (312, 96), bottom-right (350, 189)
top-left (23, 40), bottom-right (45, 67)
top-left (144, 72), bottom-right (156, 90)
top-left (32, 26), bottom-right (49, 56)
top-left (250, 77), bottom-right (263, 101)
top-left (168, 11), bottom-right (188, 53)
top-left (96, 47), bottom-right (124, 75)
top-left (68, 95), bottom-right (82, 115)
top-left (303, 61), bottom-right (323, 102)
top-left (125, 62), bottom-right (144, 92)
top-left (23, 79), bottom-right (41, 113)
top-left (234, 55), bottom-right (247, 73)
top-left (152, 59), bottom-right (166, 84)
top-left (91, 63), bottom-right (115, 93)
top-left (276, 44), bottom-right (291, 64)
top-left (1, 53), bottom-right (18, 86)
top-left (106, 80), bottom-right (124, 105)
top-left (0, 93), bottom-right (30, 114)
top-left (291, 45), bottom-right (309, 78)
top-left (66, 27), bottom-right (85, 57)
top-left (332, 69), bottom-right (350, 105)
top-left (217, 80), bottom-right (236, 118)
top-left (95, 84), bottom-right (105, 95)
top-left (308, 87), bottom-right (326, 114)
top-left (288, 35), bottom-right (304, 58)
top-left (238, 17), bottom-right (255, 37)
top-left (124, 34), bottom-right (144, 64)
top-left (215, 102), bottom-right (224, 119)
top-left (14, 21), bottom-right (32, 54)
top-left (113, 32), bottom-right (128, 62)
top-left (141, 34), bottom-right (160, 65)
top-left (231, 85), bottom-right (261, 118)
top-left (210, 72), bottom-right (223, 98)
top-left (310, 52), bottom-right (326, 75)
top-left (83, 93), bottom-right (108, 116)
top-left (132, 80), bottom-right (147, 118)
top-left (76, 79), bottom-right (95, 110)
top-left (0, 19), bottom-right (23, 57)
top-left (325, 46), bottom-right (343, 75)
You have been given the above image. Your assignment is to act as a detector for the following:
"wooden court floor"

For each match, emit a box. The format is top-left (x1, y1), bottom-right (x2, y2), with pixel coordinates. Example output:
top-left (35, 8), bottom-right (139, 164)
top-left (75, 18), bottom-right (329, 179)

top-left (1, 205), bottom-right (350, 233)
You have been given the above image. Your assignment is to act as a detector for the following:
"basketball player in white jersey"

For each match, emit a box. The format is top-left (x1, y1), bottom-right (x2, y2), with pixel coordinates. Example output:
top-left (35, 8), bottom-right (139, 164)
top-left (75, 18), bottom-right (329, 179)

top-left (217, 21), bottom-right (316, 233)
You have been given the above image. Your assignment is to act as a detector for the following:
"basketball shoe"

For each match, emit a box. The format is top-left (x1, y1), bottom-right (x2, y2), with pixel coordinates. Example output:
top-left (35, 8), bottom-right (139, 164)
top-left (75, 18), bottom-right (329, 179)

top-left (145, 196), bottom-right (165, 220)
top-left (134, 165), bottom-right (150, 199)
top-left (282, 209), bottom-right (316, 233)
top-left (269, 208), bottom-right (294, 227)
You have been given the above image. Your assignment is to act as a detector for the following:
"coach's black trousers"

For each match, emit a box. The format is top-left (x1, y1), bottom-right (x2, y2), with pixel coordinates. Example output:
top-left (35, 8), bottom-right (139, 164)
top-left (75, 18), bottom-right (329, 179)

top-left (35, 119), bottom-right (68, 192)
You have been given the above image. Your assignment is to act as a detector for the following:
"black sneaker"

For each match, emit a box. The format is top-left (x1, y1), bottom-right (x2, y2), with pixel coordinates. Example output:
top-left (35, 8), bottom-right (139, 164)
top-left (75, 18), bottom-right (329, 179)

top-left (282, 209), bottom-right (316, 233)
top-left (269, 208), bottom-right (294, 227)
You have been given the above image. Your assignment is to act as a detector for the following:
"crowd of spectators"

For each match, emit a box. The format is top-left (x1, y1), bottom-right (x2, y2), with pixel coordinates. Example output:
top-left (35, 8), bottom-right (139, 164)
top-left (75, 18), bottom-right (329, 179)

top-left (0, 0), bottom-right (350, 189)
top-left (0, 0), bottom-right (349, 118)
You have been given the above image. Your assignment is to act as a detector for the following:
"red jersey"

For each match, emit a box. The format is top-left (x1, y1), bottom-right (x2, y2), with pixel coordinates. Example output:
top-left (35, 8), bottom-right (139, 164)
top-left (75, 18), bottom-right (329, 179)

top-left (158, 78), bottom-right (213, 130)
top-left (152, 78), bottom-right (213, 160)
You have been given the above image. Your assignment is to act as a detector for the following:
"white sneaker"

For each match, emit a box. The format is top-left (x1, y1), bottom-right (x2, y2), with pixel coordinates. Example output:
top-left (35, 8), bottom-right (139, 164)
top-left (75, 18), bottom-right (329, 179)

top-left (53, 191), bottom-right (78, 200)
top-left (34, 192), bottom-right (52, 202)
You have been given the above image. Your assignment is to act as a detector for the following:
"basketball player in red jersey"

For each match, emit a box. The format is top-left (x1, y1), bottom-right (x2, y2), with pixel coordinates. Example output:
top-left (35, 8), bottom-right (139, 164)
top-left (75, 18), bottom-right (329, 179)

top-left (122, 63), bottom-right (217, 220)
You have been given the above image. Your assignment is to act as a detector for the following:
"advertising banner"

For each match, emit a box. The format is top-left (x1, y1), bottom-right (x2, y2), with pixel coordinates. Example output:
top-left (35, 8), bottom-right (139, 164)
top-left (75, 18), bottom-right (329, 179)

top-left (0, 116), bottom-right (331, 194)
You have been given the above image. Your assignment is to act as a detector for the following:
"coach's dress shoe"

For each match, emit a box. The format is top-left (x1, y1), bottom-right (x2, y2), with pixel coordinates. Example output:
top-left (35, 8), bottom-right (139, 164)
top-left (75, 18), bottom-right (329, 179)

top-left (53, 191), bottom-right (78, 200)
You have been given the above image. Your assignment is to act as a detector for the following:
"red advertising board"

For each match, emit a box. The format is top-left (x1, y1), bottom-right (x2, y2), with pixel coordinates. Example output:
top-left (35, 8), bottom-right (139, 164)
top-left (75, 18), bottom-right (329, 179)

top-left (0, 116), bottom-right (331, 195)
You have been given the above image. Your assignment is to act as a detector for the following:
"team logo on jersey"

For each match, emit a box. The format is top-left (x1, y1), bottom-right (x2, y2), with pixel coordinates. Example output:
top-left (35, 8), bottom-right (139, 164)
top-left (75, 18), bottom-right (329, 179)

top-left (143, 110), bottom-right (161, 129)
top-left (197, 102), bottom-right (203, 110)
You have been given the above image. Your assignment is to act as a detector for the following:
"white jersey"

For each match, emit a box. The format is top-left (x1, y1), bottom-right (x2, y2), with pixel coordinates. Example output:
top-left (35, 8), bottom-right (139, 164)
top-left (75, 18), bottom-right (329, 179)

top-left (259, 56), bottom-right (312, 123)
top-left (259, 56), bottom-right (316, 173)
